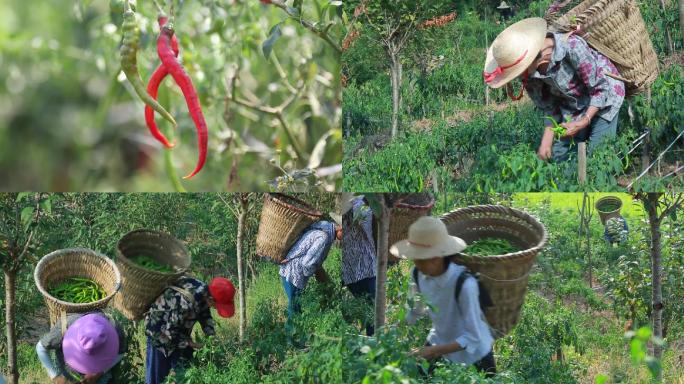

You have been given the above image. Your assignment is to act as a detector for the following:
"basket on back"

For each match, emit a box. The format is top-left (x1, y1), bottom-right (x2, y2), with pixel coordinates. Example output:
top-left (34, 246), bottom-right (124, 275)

top-left (388, 194), bottom-right (435, 263)
top-left (34, 248), bottom-right (121, 326)
top-left (256, 194), bottom-right (323, 263)
top-left (441, 205), bottom-right (547, 338)
top-left (113, 229), bottom-right (190, 320)
top-left (547, 0), bottom-right (658, 96)
top-left (595, 195), bottom-right (623, 225)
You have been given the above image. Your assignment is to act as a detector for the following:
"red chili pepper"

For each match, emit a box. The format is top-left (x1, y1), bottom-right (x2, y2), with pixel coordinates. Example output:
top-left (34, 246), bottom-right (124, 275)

top-left (145, 16), bottom-right (180, 148)
top-left (157, 24), bottom-right (207, 179)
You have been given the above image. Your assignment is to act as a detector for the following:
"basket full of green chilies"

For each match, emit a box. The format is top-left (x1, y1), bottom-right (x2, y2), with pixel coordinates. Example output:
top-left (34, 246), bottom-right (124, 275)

top-left (595, 196), bottom-right (623, 225)
top-left (441, 205), bottom-right (547, 338)
top-left (113, 229), bottom-right (190, 320)
top-left (34, 248), bottom-right (121, 326)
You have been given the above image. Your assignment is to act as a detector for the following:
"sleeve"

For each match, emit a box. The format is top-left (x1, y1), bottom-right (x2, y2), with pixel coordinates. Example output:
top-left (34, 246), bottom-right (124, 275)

top-left (197, 297), bottom-right (216, 337)
top-left (300, 234), bottom-right (330, 278)
top-left (454, 278), bottom-right (487, 355)
top-left (526, 81), bottom-right (561, 127)
top-left (566, 35), bottom-right (611, 109)
top-left (36, 340), bottom-right (60, 379)
top-left (405, 278), bottom-right (426, 325)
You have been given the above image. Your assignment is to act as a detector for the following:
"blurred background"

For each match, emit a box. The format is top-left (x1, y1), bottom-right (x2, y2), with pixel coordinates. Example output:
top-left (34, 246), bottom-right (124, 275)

top-left (0, 0), bottom-right (343, 192)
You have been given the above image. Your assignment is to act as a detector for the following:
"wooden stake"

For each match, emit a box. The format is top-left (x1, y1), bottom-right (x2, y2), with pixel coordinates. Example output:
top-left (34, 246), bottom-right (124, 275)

top-left (578, 141), bottom-right (587, 184)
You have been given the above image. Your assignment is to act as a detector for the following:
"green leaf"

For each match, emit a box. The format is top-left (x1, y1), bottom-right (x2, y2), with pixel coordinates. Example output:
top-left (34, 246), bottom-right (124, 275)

top-left (594, 374), bottom-right (608, 384)
top-left (40, 198), bottom-right (52, 215)
top-left (15, 192), bottom-right (30, 202)
top-left (262, 23), bottom-right (283, 59)
top-left (20, 206), bottom-right (34, 229)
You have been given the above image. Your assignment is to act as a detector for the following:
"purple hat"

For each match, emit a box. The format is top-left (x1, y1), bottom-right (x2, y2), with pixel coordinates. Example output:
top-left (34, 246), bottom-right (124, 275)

top-left (63, 314), bottom-right (119, 374)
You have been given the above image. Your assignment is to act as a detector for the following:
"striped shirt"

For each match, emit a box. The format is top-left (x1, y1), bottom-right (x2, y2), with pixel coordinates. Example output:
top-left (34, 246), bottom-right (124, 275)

top-left (342, 198), bottom-right (376, 285)
top-left (279, 221), bottom-right (336, 289)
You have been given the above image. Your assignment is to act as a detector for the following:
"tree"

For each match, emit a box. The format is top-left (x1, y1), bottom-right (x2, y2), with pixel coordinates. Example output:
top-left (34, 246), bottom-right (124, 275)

top-left (0, 193), bottom-right (51, 384)
top-left (638, 192), bottom-right (683, 382)
top-left (345, 1), bottom-right (455, 137)
top-left (220, 193), bottom-right (253, 343)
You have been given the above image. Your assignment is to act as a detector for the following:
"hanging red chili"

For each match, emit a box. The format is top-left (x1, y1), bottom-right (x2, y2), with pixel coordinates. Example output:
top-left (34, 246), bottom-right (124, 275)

top-left (157, 23), bottom-right (208, 179)
top-left (119, 1), bottom-right (177, 128)
top-left (145, 16), bottom-right (180, 149)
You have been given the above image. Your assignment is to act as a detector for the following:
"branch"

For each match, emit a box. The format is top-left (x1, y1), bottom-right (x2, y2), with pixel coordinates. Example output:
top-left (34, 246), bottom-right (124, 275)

top-left (268, 0), bottom-right (342, 54)
top-left (658, 193), bottom-right (684, 221)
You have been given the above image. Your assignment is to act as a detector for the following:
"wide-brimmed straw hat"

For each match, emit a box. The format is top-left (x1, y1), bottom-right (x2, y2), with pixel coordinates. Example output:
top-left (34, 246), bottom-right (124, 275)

top-left (390, 216), bottom-right (467, 260)
top-left (497, 1), bottom-right (511, 9)
top-left (63, 314), bottom-right (119, 375)
top-left (484, 17), bottom-right (547, 89)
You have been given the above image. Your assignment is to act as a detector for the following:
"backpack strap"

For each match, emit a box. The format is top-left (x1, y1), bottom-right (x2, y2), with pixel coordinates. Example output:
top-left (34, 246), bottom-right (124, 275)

top-left (454, 270), bottom-right (470, 302)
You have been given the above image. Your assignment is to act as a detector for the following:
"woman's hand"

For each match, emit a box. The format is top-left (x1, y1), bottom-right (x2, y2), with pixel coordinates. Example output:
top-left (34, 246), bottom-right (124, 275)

top-left (537, 127), bottom-right (555, 161)
top-left (410, 345), bottom-right (444, 360)
top-left (80, 373), bottom-right (103, 384)
top-left (188, 340), bottom-right (203, 350)
top-left (561, 116), bottom-right (590, 138)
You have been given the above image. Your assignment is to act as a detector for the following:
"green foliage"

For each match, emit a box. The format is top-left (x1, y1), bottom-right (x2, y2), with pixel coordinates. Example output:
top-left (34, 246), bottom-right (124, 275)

top-left (0, 0), bottom-right (342, 191)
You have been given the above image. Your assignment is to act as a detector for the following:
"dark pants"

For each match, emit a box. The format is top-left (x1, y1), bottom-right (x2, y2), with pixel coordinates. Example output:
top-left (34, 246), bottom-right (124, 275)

top-left (421, 344), bottom-right (496, 378)
top-left (553, 115), bottom-right (618, 162)
top-left (281, 276), bottom-right (303, 327)
top-left (145, 338), bottom-right (193, 384)
top-left (345, 276), bottom-right (376, 336)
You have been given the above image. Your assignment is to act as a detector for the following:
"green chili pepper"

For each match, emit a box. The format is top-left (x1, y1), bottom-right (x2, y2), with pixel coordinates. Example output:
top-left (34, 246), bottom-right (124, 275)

top-left (131, 255), bottom-right (174, 273)
top-left (120, 0), bottom-right (177, 128)
top-left (463, 237), bottom-right (520, 256)
top-left (49, 278), bottom-right (106, 303)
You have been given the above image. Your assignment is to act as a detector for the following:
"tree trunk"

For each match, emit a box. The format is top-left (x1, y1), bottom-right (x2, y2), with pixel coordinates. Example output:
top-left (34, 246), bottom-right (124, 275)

top-left (660, 0), bottom-right (674, 54)
top-left (5, 269), bottom-right (19, 384)
top-left (236, 195), bottom-right (248, 343)
top-left (389, 51), bottom-right (402, 138)
top-left (645, 193), bottom-right (664, 382)
top-left (679, 0), bottom-right (684, 48)
top-left (642, 89), bottom-right (652, 174)
top-left (374, 196), bottom-right (390, 331)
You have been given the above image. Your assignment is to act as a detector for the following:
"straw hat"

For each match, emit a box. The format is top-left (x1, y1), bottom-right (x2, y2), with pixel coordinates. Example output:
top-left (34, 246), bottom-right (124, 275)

top-left (483, 17), bottom-right (547, 89)
top-left (390, 216), bottom-right (467, 260)
top-left (497, 1), bottom-right (511, 9)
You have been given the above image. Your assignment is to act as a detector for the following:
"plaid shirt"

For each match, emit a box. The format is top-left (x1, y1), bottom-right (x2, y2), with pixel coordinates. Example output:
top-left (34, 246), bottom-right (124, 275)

top-left (144, 276), bottom-right (215, 357)
top-left (279, 221), bottom-right (336, 289)
top-left (342, 198), bottom-right (376, 285)
top-left (526, 32), bottom-right (625, 126)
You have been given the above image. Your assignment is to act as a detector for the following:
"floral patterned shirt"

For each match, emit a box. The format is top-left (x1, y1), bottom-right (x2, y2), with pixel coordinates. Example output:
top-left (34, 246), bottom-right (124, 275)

top-left (144, 276), bottom-right (215, 357)
top-left (525, 32), bottom-right (625, 126)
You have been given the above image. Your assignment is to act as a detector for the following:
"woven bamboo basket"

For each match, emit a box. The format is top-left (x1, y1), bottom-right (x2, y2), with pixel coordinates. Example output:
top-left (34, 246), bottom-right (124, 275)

top-left (34, 248), bottom-right (121, 326)
top-left (388, 194), bottom-right (435, 263)
top-left (595, 195), bottom-right (623, 225)
top-left (441, 205), bottom-right (547, 338)
top-left (113, 229), bottom-right (190, 320)
top-left (256, 194), bottom-right (323, 263)
top-left (548, 0), bottom-right (658, 96)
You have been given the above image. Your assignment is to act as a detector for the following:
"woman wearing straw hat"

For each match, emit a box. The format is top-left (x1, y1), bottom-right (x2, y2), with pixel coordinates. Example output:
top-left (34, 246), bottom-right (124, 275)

top-left (35, 312), bottom-right (126, 384)
top-left (391, 217), bottom-right (496, 377)
top-left (279, 216), bottom-right (341, 328)
top-left (496, 1), bottom-right (514, 21)
top-left (341, 193), bottom-right (377, 336)
top-left (144, 276), bottom-right (235, 384)
top-left (484, 18), bottom-right (625, 163)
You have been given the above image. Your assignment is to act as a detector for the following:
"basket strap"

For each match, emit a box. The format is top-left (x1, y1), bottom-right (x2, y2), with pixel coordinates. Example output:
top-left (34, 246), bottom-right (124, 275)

top-left (60, 310), bottom-right (67, 337)
top-left (168, 286), bottom-right (196, 307)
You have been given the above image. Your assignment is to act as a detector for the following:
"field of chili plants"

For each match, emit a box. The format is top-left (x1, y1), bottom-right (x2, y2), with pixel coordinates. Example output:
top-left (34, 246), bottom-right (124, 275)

top-left (342, 1), bottom-right (684, 192)
top-left (1, 192), bottom-right (683, 383)
top-left (0, 0), bottom-right (342, 192)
